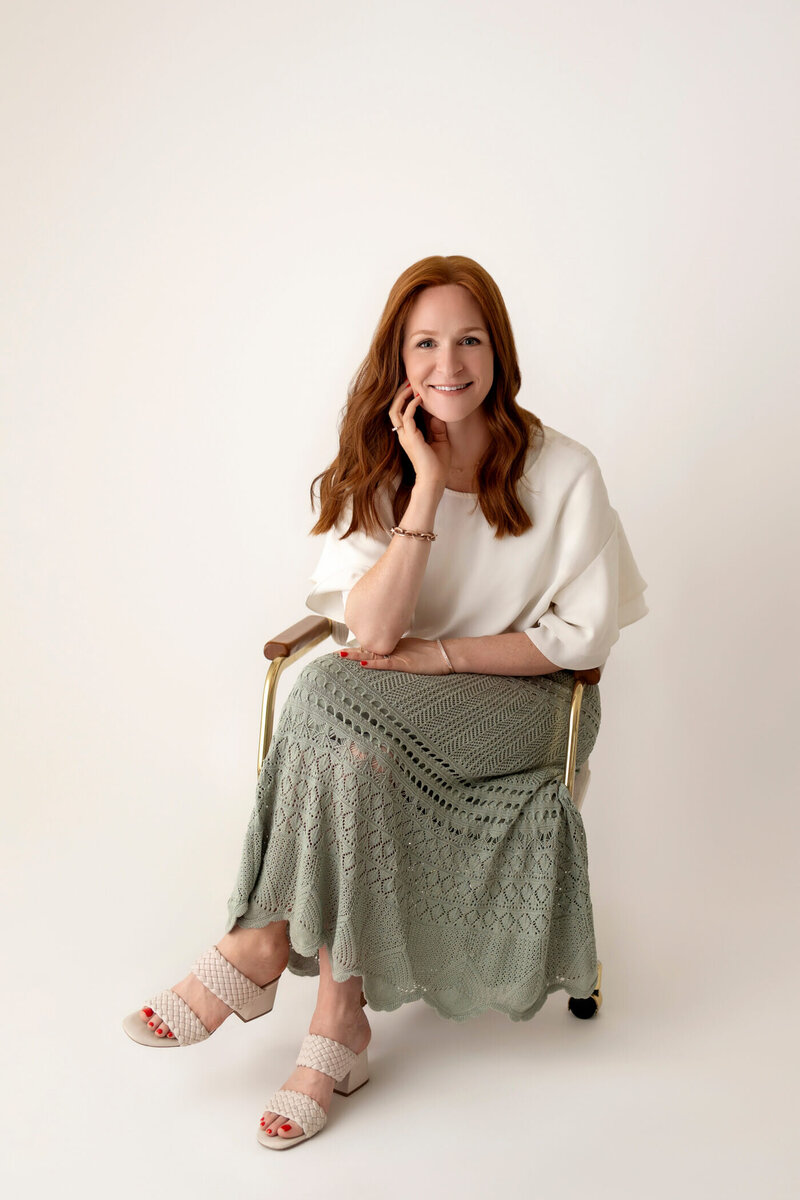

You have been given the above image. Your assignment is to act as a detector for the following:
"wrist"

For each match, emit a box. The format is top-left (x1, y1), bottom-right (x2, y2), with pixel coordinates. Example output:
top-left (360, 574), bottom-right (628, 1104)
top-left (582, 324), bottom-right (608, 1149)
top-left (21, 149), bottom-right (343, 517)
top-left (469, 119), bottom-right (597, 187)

top-left (412, 476), bottom-right (446, 501)
top-left (436, 638), bottom-right (456, 673)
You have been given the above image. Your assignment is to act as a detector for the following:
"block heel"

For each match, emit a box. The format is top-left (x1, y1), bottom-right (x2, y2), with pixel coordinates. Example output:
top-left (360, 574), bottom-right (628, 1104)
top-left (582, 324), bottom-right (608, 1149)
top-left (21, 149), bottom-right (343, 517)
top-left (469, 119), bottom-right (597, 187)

top-left (235, 974), bottom-right (281, 1021)
top-left (333, 1047), bottom-right (370, 1096)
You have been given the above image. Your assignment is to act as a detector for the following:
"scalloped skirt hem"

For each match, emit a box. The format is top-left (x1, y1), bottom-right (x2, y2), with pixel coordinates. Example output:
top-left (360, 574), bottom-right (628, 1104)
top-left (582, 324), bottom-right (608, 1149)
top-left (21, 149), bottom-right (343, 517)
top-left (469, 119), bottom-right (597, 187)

top-left (226, 901), bottom-right (599, 1025)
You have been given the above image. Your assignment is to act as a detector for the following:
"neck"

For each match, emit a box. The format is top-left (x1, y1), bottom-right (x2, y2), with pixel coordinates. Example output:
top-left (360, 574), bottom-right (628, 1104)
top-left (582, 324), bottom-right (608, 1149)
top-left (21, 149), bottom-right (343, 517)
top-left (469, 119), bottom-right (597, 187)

top-left (444, 407), bottom-right (491, 469)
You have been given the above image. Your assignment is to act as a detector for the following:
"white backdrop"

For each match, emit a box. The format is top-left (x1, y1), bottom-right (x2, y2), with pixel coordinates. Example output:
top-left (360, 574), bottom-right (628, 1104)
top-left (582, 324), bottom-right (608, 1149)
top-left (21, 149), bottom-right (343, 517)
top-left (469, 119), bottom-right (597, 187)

top-left (2, 2), bottom-right (798, 1197)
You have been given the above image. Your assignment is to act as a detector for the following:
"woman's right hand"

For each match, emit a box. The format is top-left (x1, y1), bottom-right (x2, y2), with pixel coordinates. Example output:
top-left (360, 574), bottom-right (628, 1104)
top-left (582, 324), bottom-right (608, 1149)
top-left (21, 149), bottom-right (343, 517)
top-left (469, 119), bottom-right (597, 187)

top-left (388, 381), bottom-right (451, 489)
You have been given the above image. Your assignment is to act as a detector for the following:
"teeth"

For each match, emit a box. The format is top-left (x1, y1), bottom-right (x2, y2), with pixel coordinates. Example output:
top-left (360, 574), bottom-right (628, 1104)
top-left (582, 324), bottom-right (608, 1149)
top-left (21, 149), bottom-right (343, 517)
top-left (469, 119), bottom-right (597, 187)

top-left (431, 384), bottom-right (470, 391)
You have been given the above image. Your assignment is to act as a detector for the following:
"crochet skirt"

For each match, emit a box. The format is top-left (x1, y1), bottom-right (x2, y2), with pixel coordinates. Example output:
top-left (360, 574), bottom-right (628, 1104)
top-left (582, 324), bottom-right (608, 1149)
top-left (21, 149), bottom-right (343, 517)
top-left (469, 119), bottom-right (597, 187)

top-left (226, 652), bottom-right (601, 1023)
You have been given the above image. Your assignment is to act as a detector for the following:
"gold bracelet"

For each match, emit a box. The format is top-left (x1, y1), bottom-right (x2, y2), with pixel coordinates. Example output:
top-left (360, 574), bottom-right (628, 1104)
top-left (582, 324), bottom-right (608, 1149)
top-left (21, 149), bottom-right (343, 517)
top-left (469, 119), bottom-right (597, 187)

top-left (390, 526), bottom-right (437, 542)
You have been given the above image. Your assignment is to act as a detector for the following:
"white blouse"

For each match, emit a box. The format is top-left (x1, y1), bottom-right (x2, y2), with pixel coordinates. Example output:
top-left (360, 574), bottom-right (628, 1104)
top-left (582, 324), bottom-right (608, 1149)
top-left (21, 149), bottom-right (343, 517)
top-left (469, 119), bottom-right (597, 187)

top-left (305, 423), bottom-right (649, 670)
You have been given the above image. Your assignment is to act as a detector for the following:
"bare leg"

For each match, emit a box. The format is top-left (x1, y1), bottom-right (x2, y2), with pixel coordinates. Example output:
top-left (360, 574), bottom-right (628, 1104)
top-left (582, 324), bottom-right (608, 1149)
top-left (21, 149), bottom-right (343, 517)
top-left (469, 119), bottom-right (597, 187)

top-left (260, 944), bottom-right (371, 1141)
top-left (141, 921), bottom-right (290, 1039)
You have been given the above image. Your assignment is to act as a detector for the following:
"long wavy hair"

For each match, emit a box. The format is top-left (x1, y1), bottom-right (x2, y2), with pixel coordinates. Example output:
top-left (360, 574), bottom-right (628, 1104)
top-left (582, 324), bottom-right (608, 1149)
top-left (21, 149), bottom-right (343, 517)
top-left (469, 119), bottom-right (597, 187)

top-left (309, 255), bottom-right (543, 540)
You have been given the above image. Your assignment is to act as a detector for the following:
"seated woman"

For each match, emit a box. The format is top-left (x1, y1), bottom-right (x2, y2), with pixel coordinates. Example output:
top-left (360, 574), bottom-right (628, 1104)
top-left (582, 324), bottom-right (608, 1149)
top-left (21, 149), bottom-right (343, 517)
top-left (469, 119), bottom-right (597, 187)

top-left (123, 254), bottom-right (648, 1151)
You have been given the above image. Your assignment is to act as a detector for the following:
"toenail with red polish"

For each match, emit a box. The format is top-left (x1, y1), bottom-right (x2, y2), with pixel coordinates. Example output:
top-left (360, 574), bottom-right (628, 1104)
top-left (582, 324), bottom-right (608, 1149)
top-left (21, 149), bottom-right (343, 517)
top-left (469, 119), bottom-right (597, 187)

top-left (143, 1008), bottom-right (154, 1017)
top-left (167, 1031), bottom-right (174, 1037)
top-left (148, 1021), bottom-right (154, 1027)
top-left (280, 1124), bottom-right (292, 1131)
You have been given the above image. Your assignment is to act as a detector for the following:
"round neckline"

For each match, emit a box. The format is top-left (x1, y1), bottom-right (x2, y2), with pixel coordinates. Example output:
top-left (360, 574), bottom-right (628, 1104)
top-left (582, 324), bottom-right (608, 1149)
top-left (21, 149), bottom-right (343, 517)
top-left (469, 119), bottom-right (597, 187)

top-left (442, 427), bottom-right (546, 497)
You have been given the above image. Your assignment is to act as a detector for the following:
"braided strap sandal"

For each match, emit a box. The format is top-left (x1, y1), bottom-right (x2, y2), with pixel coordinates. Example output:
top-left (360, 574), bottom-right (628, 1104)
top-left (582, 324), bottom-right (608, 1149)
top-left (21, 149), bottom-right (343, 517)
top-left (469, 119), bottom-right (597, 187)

top-left (257, 1033), bottom-right (370, 1151)
top-left (121, 945), bottom-right (281, 1047)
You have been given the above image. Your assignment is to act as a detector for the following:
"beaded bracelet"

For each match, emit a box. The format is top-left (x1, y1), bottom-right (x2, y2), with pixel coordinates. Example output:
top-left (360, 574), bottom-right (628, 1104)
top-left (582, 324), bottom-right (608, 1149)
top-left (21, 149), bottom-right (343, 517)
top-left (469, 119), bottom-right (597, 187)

top-left (390, 526), bottom-right (437, 542)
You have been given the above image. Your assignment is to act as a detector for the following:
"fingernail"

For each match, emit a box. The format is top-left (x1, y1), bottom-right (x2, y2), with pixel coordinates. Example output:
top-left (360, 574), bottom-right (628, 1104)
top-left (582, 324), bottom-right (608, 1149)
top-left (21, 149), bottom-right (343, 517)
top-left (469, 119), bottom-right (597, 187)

top-left (280, 1124), bottom-right (292, 1131)
top-left (339, 650), bottom-right (348, 657)
top-left (360, 661), bottom-right (367, 666)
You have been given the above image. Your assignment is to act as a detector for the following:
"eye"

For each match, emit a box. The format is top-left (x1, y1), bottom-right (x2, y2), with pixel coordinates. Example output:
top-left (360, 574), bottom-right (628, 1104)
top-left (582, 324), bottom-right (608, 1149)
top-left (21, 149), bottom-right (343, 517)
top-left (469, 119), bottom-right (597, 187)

top-left (415, 336), bottom-right (481, 349)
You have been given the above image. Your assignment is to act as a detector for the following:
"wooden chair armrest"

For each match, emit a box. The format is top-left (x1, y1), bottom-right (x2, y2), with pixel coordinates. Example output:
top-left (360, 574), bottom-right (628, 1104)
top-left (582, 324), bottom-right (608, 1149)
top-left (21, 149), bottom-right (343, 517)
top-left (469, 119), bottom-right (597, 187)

top-left (573, 667), bottom-right (602, 686)
top-left (264, 615), bottom-right (333, 660)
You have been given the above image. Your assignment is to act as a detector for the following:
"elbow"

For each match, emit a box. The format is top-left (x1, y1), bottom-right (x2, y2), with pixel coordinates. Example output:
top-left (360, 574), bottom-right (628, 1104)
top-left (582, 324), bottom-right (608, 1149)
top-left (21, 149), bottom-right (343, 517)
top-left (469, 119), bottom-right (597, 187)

top-left (345, 597), bottom-right (403, 655)
top-left (347, 625), bottom-right (401, 656)
top-left (345, 611), bottom-right (403, 655)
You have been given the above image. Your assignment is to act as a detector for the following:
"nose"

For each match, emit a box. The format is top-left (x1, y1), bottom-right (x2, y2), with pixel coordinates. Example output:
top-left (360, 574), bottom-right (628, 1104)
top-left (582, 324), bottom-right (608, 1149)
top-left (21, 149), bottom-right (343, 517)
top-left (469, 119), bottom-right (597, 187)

top-left (434, 344), bottom-right (465, 378)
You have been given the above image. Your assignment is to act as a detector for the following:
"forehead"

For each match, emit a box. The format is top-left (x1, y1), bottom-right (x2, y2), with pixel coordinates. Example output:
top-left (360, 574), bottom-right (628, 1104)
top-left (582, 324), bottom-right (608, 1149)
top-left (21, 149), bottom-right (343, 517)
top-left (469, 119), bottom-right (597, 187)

top-left (405, 284), bottom-right (486, 332)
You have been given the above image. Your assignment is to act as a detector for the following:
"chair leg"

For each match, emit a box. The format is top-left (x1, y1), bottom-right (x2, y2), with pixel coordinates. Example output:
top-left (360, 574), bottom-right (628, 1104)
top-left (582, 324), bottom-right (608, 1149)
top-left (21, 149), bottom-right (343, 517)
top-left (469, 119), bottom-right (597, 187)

top-left (567, 961), bottom-right (603, 1019)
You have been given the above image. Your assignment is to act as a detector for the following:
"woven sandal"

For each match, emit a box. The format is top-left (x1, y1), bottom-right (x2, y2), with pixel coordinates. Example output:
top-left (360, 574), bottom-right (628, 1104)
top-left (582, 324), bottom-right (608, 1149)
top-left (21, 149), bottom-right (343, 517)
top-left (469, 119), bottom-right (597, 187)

top-left (121, 945), bottom-right (281, 1047)
top-left (258, 1033), bottom-right (370, 1151)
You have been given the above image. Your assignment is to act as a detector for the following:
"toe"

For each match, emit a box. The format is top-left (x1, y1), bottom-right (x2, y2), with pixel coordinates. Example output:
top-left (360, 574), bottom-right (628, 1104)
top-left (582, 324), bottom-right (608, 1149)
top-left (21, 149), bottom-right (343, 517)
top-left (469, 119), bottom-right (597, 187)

top-left (260, 1111), bottom-right (278, 1136)
top-left (140, 1006), bottom-right (155, 1024)
top-left (154, 1021), bottom-right (170, 1038)
top-left (277, 1118), bottom-right (304, 1139)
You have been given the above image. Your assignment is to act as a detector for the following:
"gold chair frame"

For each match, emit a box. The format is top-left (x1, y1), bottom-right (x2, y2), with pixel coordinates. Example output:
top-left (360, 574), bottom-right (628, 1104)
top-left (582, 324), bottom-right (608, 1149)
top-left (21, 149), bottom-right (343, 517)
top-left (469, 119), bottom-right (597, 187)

top-left (256, 614), bottom-right (604, 1016)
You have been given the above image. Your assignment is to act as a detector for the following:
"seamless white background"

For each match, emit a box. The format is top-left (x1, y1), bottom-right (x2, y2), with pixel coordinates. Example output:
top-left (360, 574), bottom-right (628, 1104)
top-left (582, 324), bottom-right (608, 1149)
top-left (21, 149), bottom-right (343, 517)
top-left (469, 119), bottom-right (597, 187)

top-left (2, 2), bottom-right (798, 1197)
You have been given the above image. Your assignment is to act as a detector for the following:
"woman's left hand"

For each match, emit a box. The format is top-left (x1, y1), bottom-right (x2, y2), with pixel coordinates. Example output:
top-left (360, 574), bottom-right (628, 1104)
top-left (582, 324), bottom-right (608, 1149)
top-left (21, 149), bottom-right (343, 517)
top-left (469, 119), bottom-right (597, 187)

top-left (340, 638), bottom-right (453, 675)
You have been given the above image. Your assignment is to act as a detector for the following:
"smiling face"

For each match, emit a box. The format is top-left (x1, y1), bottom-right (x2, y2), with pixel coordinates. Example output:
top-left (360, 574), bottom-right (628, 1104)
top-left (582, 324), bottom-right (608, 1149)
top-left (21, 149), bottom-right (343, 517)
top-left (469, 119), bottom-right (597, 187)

top-left (401, 284), bottom-right (494, 424)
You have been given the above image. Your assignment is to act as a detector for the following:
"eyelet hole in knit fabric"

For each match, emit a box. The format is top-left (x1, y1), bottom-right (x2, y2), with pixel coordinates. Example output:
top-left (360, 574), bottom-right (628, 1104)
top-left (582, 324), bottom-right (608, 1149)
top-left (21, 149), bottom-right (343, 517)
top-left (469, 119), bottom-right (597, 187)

top-left (227, 654), bottom-right (601, 1022)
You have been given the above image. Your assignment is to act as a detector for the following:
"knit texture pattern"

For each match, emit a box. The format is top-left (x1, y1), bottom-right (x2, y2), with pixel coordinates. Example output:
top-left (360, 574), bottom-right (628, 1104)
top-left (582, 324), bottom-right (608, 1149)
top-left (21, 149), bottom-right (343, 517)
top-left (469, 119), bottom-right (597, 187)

top-left (295, 1034), bottom-right (359, 1081)
top-left (226, 654), bottom-right (601, 1023)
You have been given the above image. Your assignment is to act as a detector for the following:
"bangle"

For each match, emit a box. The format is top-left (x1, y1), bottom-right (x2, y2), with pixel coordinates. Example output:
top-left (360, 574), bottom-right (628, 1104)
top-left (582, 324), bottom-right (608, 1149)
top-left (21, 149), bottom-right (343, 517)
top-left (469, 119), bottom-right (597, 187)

top-left (437, 638), bottom-right (456, 673)
top-left (390, 526), bottom-right (437, 542)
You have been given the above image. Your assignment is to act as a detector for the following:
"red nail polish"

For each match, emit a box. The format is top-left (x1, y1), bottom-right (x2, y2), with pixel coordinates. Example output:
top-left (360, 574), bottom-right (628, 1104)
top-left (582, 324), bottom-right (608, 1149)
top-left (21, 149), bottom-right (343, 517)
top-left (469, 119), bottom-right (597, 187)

top-left (280, 1124), bottom-right (292, 1131)
top-left (167, 1031), bottom-right (174, 1037)
top-left (266, 1128), bottom-right (273, 1134)
top-left (360, 660), bottom-right (367, 666)
top-left (339, 650), bottom-right (348, 657)
top-left (148, 1021), bottom-right (154, 1027)
top-left (142, 1007), bottom-right (154, 1017)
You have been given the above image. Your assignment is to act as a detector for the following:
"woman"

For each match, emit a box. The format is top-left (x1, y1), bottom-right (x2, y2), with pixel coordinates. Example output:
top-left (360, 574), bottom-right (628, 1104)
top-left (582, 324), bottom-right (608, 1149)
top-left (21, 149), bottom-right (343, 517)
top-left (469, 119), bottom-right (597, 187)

top-left (123, 255), bottom-right (648, 1150)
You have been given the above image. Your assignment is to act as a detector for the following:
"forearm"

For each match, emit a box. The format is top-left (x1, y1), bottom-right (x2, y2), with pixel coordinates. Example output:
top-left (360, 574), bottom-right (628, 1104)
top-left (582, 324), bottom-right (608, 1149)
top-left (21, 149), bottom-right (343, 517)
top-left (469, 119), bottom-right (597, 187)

top-left (443, 632), bottom-right (562, 676)
top-left (344, 480), bottom-right (445, 654)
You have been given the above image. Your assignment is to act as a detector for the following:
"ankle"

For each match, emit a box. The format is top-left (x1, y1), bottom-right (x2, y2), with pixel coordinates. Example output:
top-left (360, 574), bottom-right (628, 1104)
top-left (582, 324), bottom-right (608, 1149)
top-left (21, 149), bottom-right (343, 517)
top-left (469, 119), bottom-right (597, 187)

top-left (220, 925), bottom-right (290, 971)
top-left (312, 988), bottom-right (366, 1020)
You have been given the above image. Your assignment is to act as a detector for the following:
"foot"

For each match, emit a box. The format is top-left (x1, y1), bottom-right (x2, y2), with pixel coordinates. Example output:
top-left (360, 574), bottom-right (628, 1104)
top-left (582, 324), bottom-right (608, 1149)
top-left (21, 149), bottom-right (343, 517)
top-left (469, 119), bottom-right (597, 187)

top-left (139, 924), bottom-right (290, 1040)
top-left (260, 999), bottom-right (371, 1141)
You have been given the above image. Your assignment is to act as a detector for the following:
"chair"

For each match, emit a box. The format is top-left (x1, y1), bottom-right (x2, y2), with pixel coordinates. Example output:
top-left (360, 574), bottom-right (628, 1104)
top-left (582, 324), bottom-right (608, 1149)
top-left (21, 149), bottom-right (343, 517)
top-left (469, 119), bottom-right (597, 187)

top-left (257, 614), bottom-right (603, 1018)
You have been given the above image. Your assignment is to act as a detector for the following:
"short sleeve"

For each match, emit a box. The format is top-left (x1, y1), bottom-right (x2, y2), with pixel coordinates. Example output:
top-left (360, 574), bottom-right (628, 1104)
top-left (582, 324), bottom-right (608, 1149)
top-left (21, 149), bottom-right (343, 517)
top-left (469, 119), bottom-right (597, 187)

top-left (305, 497), bottom-right (392, 646)
top-left (523, 457), bottom-right (649, 670)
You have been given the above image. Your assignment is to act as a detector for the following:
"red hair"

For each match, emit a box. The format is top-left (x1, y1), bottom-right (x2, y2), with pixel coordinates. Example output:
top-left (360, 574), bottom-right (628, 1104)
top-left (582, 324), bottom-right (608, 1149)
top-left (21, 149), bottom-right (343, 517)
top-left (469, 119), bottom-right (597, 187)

top-left (309, 255), bottom-right (542, 539)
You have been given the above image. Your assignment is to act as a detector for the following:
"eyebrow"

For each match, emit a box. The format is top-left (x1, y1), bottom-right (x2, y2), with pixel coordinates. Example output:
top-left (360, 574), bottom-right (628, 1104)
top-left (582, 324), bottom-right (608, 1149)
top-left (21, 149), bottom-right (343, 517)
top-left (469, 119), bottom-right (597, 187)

top-left (408, 326), bottom-right (486, 337)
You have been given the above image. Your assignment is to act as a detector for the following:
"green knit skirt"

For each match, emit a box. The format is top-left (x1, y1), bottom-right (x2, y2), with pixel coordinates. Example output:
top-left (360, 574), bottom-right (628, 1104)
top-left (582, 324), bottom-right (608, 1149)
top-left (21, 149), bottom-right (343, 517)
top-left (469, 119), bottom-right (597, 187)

top-left (226, 653), bottom-right (601, 1023)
